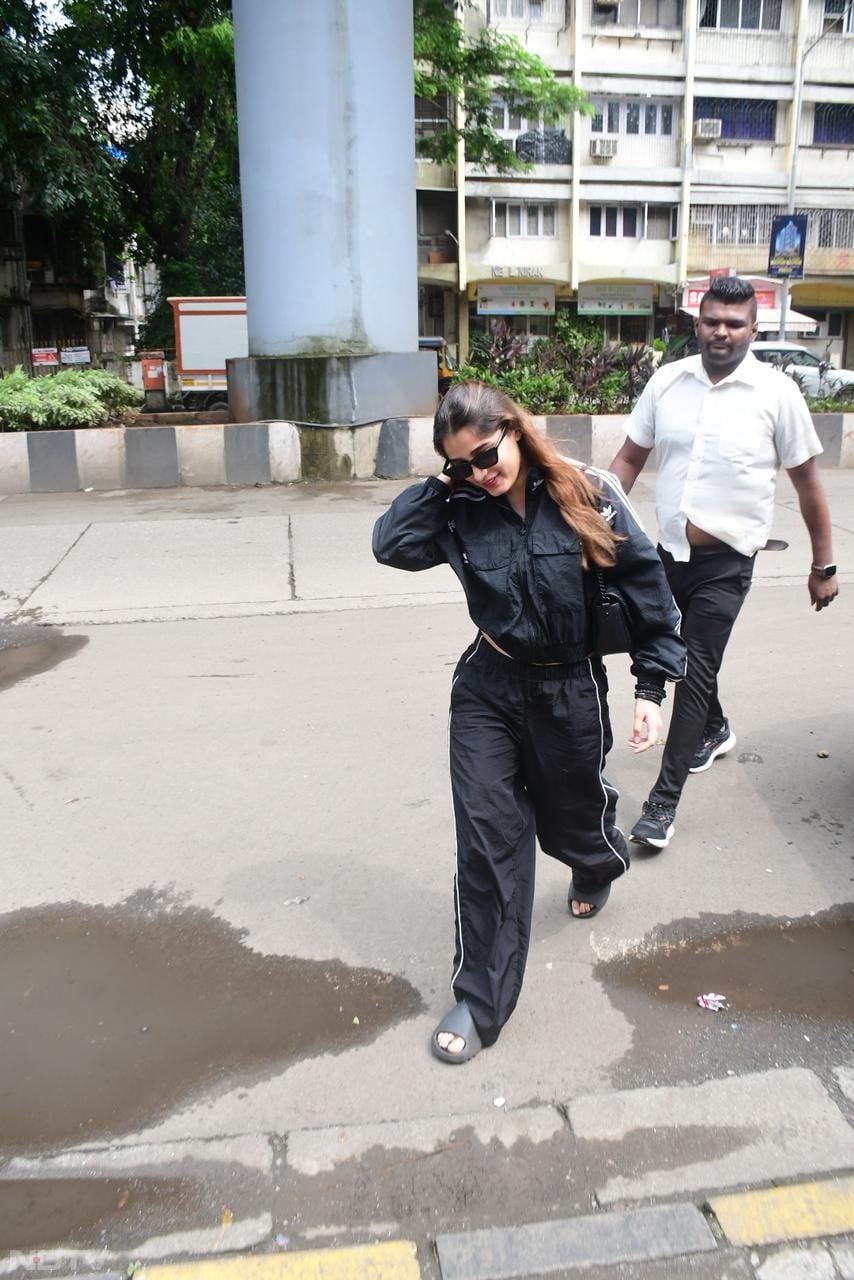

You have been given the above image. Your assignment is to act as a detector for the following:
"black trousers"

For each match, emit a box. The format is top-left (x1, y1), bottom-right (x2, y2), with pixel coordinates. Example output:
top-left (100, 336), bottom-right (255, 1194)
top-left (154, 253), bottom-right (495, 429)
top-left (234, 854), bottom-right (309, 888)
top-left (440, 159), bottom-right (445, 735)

top-left (649, 545), bottom-right (755, 810)
top-left (447, 637), bottom-right (630, 1046)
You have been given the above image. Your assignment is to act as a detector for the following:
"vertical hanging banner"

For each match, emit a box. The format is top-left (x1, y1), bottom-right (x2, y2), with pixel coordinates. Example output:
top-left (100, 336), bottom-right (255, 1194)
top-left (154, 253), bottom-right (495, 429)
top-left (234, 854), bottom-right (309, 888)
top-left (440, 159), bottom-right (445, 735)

top-left (768, 214), bottom-right (808, 280)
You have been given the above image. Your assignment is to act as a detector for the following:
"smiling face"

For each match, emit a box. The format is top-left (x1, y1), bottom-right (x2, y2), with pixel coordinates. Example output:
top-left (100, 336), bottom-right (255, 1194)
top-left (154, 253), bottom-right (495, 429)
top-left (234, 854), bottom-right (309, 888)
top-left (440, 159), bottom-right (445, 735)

top-left (442, 422), bottom-right (526, 500)
top-left (695, 297), bottom-right (759, 382)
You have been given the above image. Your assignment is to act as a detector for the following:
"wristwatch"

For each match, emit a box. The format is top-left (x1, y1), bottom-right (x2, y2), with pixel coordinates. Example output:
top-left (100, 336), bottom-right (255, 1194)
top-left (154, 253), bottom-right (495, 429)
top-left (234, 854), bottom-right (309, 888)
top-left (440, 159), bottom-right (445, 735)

top-left (810, 563), bottom-right (837, 578)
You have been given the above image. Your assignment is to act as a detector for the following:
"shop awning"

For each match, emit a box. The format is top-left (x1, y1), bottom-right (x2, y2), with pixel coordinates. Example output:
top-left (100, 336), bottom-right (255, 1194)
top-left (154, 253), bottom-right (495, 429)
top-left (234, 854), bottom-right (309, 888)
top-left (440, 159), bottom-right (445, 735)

top-left (680, 305), bottom-right (818, 334)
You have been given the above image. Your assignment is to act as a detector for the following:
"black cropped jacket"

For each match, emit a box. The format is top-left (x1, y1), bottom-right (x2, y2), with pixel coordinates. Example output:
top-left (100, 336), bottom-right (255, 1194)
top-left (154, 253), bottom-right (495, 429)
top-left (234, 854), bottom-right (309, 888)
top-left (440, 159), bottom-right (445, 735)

top-left (372, 466), bottom-right (686, 697)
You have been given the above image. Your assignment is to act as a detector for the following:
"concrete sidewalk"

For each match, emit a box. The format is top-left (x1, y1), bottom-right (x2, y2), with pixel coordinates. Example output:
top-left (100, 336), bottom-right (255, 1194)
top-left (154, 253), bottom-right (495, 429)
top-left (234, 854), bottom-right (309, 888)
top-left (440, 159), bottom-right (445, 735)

top-left (1, 473), bottom-right (853, 1280)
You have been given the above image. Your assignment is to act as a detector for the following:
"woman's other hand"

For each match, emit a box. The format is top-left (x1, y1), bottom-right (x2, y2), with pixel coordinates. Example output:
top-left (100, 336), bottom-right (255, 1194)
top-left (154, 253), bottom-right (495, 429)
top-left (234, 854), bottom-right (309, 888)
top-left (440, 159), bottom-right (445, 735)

top-left (629, 699), bottom-right (663, 754)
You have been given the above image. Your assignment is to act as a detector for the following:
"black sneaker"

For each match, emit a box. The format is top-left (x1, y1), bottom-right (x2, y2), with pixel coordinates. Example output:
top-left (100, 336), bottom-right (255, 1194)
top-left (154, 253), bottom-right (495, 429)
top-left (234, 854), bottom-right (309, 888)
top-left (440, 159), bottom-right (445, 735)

top-left (631, 801), bottom-right (676, 849)
top-left (689, 721), bottom-right (736, 774)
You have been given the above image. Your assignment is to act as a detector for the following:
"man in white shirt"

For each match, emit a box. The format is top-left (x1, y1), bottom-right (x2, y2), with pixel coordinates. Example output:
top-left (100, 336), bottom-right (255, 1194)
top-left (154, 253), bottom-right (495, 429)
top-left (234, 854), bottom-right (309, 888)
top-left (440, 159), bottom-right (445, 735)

top-left (609, 275), bottom-right (838, 850)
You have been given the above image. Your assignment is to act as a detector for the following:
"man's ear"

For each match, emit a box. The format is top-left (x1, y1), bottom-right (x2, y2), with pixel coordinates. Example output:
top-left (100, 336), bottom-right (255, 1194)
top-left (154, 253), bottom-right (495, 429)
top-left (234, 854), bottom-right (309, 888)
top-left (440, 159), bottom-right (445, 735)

top-left (693, 316), bottom-right (700, 336)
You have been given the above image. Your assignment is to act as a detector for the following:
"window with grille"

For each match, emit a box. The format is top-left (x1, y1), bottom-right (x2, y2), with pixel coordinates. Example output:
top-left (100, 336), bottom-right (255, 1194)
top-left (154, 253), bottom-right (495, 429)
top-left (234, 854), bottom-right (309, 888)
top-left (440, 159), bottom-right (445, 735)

top-left (693, 97), bottom-right (777, 140)
top-left (415, 93), bottom-right (451, 139)
top-left (590, 99), bottom-right (676, 135)
top-left (823, 0), bottom-right (854, 31)
top-left (491, 98), bottom-right (544, 133)
top-left (492, 0), bottom-right (559, 20)
top-left (698, 0), bottom-right (782, 28)
top-left (689, 204), bottom-right (784, 244)
top-left (813, 103), bottom-right (854, 145)
top-left (814, 209), bottom-right (854, 248)
top-left (492, 201), bottom-right (557, 238)
top-left (592, 0), bottom-right (683, 25)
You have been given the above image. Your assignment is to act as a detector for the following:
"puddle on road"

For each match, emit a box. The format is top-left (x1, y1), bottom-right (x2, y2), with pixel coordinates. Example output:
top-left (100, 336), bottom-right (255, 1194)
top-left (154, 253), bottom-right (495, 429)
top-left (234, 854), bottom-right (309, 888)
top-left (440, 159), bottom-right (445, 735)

top-left (0, 1176), bottom-right (209, 1253)
top-left (0, 623), bottom-right (88, 692)
top-left (0, 893), bottom-right (423, 1152)
top-left (597, 907), bottom-right (854, 1087)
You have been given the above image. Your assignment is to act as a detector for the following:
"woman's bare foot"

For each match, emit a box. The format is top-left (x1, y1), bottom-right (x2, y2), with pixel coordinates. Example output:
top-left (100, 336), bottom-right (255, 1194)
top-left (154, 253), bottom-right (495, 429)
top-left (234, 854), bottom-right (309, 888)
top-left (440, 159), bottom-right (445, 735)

top-left (570, 898), bottom-right (595, 917)
top-left (435, 1031), bottom-right (466, 1054)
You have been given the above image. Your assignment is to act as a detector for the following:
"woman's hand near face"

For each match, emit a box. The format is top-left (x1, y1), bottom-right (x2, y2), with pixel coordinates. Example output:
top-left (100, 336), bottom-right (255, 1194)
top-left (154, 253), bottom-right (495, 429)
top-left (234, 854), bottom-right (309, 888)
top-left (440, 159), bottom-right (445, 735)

top-left (629, 699), bottom-right (663, 754)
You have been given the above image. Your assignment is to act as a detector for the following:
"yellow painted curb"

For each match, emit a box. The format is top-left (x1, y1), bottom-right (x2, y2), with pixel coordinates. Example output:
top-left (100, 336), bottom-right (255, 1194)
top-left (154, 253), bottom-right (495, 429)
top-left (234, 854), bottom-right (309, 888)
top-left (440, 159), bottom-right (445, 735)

top-left (709, 1175), bottom-right (854, 1246)
top-left (137, 1241), bottom-right (420, 1280)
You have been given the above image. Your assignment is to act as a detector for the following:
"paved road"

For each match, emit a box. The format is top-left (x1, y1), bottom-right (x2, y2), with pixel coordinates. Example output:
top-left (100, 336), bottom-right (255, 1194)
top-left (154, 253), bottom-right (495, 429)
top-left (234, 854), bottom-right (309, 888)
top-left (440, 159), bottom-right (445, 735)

top-left (1, 474), bottom-right (852, 1279)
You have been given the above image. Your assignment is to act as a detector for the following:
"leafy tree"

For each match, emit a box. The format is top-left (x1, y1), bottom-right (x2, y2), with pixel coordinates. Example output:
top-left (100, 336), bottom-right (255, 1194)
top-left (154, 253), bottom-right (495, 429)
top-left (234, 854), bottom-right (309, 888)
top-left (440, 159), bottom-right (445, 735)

top-left (57, 1), bottom-right (241, 344)
top-left (0, 0), bottom-right (120, 246)
top-left (414, 0), bottom-right (591, 172)
top-left (2, 1), bottom-right (590, 352)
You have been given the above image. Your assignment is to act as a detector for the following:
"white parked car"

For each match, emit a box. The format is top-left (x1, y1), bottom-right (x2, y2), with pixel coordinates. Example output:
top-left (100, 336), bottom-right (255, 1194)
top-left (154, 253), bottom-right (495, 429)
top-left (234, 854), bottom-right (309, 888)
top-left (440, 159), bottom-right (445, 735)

top-left (751, 342), bottom-right (854, 397)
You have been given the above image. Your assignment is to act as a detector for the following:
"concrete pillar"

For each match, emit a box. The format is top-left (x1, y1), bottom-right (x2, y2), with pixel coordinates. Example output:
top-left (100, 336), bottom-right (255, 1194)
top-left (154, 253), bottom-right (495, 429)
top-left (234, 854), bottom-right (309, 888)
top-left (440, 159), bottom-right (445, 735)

top-left (229, 0), bottom-right (437, 425)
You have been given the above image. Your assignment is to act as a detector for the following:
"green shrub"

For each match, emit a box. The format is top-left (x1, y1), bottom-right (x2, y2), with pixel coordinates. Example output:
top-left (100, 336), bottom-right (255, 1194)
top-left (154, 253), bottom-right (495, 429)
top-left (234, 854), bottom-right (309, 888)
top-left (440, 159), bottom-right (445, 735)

top-left (0, 366), bottom-right (143, 432)
top-left (453, 311), bottom-right (657, 416)
top-left (802, 383), bottom-right (854, 413)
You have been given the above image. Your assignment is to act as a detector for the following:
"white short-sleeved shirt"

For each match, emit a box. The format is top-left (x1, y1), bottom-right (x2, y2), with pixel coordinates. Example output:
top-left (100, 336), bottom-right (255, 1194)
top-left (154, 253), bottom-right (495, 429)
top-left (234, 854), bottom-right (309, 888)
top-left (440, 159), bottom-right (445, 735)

top-left (626, 351), bottom-right (822, 561)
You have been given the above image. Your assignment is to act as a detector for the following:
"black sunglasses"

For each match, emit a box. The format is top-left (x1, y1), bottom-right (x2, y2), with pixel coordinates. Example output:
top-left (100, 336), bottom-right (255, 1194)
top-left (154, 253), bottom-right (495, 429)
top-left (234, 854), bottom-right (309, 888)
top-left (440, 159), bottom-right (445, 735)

top-left (442, 424), bottom-right (510, 482)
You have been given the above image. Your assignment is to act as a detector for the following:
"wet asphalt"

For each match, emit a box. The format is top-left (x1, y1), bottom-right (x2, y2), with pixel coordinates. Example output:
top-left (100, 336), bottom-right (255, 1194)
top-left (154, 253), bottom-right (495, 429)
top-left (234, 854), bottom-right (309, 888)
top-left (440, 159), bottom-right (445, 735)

top-left (0, 475), bottom-right (852, 1273)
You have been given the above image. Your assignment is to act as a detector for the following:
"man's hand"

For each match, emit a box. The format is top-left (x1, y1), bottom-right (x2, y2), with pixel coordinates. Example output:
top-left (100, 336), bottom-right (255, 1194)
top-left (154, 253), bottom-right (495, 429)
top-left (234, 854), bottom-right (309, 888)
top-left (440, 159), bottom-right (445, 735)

top-left (629, 699), bottom-right (664, 753)
top-left (808, 570), bottom-right (838, 610)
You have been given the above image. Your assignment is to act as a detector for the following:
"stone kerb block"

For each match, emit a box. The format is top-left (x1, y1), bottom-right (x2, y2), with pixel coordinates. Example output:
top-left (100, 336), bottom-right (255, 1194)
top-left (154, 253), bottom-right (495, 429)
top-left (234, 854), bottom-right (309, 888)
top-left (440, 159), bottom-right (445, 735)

top-left (592, 415), bottom-right (630, 470)
top-left (268, 422), bottom-right (301, 483)
top-left (224, 423), bottom-right (271, 485)
top-left (125, 426), bottom-right (180, 489)
top-left (811, 414), bottom-right (843, 467)
top-left (27, 430), bottom-right (80, 492)
top-left (408, 416), bottom-right (439, 476)
top-left (354, 422), bottom-right (381, 479)
top-left (841, 414), bottom-right (854, 469)
top-left (176, 424), bottom-right (226, 487)
top-left (376, 418), bottom-right (410, 478)
top-left (76, 426), bottom-right (125, 491)
top-left (0, 431), bottom-right (31, 493)
top-left (545, 415), bottom-right (592, 465)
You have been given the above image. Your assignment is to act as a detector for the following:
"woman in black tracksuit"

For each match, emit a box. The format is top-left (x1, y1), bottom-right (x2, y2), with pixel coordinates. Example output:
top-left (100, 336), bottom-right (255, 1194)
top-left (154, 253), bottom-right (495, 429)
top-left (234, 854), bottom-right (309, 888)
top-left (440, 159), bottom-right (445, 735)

top-left (372, 382), bottom-right (685, 1064)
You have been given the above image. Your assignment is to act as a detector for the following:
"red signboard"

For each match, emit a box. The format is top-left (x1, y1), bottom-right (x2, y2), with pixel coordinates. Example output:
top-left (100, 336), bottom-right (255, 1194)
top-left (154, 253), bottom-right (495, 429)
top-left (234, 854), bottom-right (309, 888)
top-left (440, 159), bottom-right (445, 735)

top-left (32, 347), bottom-right (59, 366)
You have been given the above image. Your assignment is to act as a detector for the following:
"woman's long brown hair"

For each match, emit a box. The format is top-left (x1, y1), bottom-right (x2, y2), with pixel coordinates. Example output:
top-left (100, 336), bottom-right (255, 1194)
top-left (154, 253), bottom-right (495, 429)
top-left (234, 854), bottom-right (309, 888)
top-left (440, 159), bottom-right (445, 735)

top-left (434, 380), bottom-right (619, 568)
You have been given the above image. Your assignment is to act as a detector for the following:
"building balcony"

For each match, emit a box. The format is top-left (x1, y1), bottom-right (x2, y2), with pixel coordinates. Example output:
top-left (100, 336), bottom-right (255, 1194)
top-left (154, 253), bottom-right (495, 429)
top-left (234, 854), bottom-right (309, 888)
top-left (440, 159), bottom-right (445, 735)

top-left (695, 28), bottom-right (795, 74)
top-left (686, 240), bottom-right (769, 273)
top-left (415, 159), bottom-right (456, 190)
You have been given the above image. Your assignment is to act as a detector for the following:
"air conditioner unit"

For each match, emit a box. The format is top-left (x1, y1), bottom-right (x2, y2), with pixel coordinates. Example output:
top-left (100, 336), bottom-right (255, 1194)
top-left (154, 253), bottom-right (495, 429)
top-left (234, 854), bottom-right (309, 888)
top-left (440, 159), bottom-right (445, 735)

top-left (693, 118), bottom-right (722, 141)
top-left (590, 137), bottom-right (618, 158)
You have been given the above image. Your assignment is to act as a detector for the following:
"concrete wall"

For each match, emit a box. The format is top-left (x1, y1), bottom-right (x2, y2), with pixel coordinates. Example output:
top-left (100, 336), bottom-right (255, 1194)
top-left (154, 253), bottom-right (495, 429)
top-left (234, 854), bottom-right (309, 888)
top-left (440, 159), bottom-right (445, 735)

top-left (1, 414), bottom-right (852, 494)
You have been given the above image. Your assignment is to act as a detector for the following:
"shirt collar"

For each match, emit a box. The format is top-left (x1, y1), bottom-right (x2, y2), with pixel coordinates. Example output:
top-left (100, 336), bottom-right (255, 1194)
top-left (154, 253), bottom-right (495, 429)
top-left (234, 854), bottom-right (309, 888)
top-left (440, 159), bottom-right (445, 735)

top-left (692, 349), bottom-right (761, 389)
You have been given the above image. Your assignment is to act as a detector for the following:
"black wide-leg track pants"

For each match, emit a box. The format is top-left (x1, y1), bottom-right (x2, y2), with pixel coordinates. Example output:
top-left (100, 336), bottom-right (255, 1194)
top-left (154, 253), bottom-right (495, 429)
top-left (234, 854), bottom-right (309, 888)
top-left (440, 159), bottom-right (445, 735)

top-left (447, 636), bottom-right (630, 1046)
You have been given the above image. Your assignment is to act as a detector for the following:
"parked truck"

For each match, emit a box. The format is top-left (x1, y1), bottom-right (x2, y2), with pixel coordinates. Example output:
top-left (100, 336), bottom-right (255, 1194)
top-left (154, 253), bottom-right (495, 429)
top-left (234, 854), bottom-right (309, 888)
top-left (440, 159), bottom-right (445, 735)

top-left (168, 296), bottom-right (454, 408)
top-left (168, 296), bottom-right (248, 410)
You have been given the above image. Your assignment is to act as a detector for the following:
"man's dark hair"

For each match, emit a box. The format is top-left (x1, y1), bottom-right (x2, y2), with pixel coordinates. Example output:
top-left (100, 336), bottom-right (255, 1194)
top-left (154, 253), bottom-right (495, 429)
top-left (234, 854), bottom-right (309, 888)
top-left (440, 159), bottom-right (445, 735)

top-left (699, 275), bottom-right (757, 320)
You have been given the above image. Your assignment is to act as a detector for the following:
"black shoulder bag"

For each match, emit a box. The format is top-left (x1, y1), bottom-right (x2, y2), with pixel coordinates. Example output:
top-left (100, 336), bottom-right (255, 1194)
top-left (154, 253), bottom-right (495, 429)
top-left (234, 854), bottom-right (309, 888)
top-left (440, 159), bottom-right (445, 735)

top-left (589, 568), bottom-right (633, 656)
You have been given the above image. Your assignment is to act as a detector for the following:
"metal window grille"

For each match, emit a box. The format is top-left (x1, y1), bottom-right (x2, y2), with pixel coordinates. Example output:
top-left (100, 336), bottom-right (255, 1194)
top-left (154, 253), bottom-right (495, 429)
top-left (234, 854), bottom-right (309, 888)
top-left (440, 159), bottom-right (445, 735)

top-left (491, 0), bottom-right (567, 21)
top-left (693, 97), bottom-right (777, 140)
top-left (813, 103), bottom-right (854, 145)
top-left (803, 208), bottom-right (854, 249)
top-left (415, 93), bottom-right (451, 139)
top-left (688, 204), bottom-right (785, 244)
top-left (823, 0), bottom-right (854, 31)
top-left (698, 0), bottom-right (782, 28)
top-left (592, 0), bottom-right (683, 25)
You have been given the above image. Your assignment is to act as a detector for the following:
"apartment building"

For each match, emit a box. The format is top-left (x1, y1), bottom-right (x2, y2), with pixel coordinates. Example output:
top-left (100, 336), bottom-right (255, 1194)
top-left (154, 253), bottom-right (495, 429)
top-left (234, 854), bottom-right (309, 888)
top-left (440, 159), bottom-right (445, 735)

top-left (416, 0), bottom-right (854, 367)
